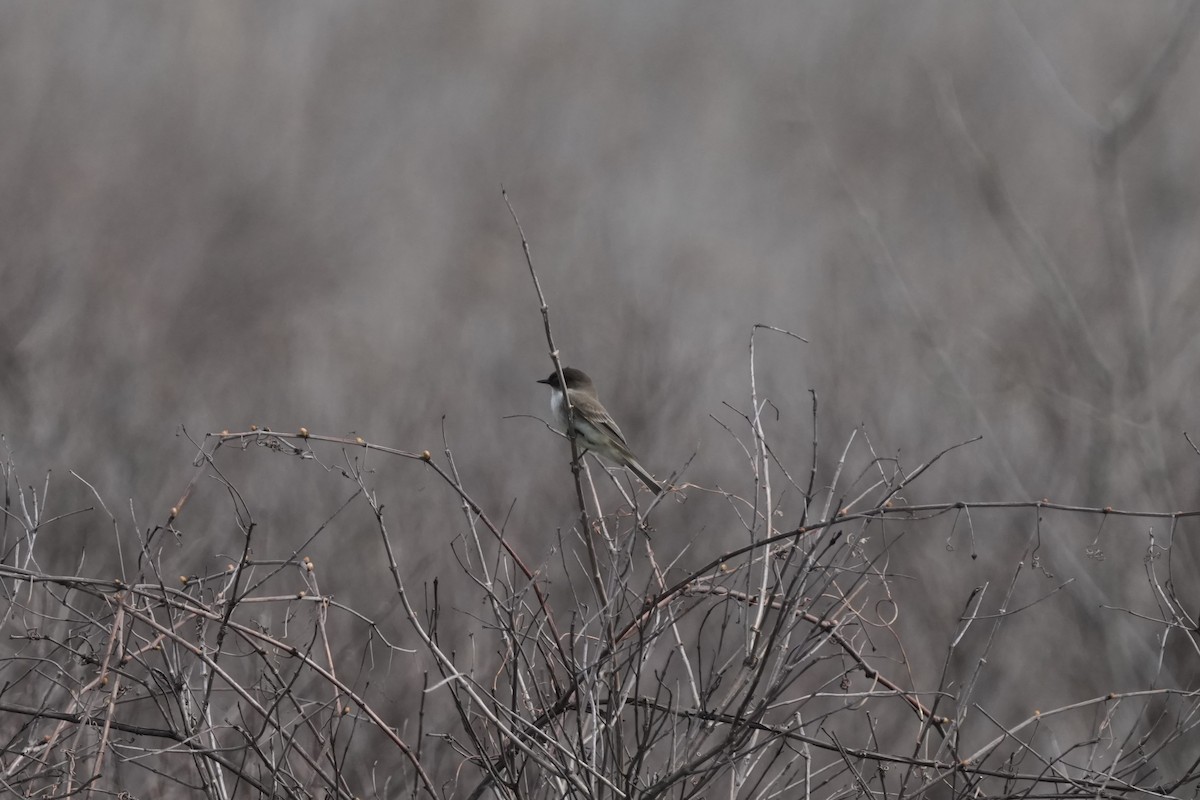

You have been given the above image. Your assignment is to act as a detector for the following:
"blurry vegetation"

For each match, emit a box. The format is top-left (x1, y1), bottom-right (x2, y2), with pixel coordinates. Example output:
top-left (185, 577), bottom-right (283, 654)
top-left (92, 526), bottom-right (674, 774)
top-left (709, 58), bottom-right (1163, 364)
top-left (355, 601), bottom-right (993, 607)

top-left (3, 1), bottom-right (1200, 797)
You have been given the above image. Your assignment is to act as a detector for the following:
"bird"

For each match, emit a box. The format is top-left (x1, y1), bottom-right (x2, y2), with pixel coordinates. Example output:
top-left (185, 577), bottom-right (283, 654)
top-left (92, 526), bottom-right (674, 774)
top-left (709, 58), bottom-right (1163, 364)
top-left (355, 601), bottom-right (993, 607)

top-left (537, 367), bottom-right (664, 495)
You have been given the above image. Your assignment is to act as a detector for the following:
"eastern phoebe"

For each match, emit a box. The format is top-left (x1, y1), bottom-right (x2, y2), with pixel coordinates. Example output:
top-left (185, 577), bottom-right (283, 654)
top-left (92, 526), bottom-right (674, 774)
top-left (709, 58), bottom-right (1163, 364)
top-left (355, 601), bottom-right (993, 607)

top-left (538, 367), bottom-right (664, 495)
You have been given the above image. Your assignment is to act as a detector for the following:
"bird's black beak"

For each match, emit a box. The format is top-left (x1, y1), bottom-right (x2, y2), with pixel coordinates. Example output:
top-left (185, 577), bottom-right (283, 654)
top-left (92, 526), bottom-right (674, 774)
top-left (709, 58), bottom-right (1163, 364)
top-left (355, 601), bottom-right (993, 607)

top-left (536, 377), bottom-right (551, 385)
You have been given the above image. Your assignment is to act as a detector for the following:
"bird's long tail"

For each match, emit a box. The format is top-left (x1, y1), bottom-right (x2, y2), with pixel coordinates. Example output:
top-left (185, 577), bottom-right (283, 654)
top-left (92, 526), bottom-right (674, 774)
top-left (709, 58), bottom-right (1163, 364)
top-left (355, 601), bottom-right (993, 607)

top-left (623, 456), bottom-right (664, 495)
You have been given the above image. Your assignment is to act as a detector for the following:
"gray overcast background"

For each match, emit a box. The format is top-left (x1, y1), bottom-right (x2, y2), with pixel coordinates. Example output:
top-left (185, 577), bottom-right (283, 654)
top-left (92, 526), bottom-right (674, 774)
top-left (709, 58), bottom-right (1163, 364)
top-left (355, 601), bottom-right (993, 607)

top-left (3, 0), bottom-right (1200, 783)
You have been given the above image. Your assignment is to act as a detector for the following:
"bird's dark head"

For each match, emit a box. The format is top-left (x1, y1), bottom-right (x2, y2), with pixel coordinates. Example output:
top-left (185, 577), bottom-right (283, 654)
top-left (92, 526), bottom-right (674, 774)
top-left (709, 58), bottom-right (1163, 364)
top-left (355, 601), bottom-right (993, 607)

top-left (537, 367), bottom-right (592, 391)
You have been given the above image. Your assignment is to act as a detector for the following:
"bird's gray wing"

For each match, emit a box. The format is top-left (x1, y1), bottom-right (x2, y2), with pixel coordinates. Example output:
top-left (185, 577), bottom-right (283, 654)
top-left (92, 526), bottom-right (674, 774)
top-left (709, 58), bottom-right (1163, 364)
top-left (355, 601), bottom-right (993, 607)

top-left (595, 412), bottom-right (627, 447)
top-left (570, 391), bottom-right (630, 447)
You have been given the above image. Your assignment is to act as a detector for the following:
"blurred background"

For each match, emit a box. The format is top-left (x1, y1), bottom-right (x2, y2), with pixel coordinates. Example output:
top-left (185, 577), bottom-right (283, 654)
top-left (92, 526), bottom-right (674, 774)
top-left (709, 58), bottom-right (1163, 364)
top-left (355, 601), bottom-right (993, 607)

top-left (3, 0), bottom-right (1200, 789)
